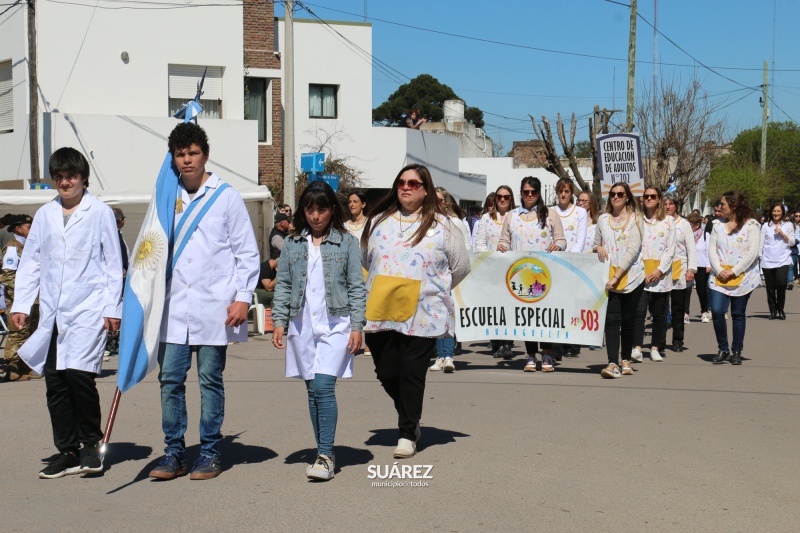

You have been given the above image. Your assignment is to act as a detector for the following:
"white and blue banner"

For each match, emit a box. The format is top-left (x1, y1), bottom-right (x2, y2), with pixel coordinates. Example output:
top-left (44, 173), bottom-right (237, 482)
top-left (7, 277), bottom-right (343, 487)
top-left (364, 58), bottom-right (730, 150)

top-left (454, 252), bottom-right (608, 345)
top-left (116, 154), bottom-right (178, 393)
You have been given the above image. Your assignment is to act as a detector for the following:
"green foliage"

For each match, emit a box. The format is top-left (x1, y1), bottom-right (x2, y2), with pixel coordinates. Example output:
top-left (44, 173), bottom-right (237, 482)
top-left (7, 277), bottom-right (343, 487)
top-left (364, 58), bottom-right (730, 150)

top-left (705, 158), bottom-right (793, 212)
top-left (372, 74), bottom-right (485, 129)
top-left (573, 140), bottom-right (592, 159)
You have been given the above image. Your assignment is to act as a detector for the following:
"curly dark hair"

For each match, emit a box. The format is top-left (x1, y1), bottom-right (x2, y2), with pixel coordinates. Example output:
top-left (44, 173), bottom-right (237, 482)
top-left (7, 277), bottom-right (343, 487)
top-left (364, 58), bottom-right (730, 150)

top-left (168, 122), bottom-right (210, 155)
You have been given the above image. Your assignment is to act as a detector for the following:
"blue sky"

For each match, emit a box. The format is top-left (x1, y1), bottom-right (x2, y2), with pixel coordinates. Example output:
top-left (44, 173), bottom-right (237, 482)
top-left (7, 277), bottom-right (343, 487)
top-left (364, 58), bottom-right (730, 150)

top-left (278, 0), bottom-right (800, 150)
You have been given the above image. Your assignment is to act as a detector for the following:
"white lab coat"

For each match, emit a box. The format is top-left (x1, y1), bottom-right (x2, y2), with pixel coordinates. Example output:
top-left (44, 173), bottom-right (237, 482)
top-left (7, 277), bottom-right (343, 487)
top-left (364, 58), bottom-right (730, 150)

top-left (160, 173), bottom-right (260, 345)
top-left (12, 192), bottom-right (123, 374)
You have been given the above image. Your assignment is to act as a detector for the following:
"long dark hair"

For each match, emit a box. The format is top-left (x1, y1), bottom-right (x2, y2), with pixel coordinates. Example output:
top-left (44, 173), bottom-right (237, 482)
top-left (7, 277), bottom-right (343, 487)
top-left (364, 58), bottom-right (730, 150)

top-left (520, 176), bottom-right (548, 229)
top-left (767, 202), bottom-right (786, 227)
top-left (290, 181), bottom-right (346, 237)
top-left (721, 191), bottom-right (755, 234)
top-left (362, 164), bottom-right (443, 247)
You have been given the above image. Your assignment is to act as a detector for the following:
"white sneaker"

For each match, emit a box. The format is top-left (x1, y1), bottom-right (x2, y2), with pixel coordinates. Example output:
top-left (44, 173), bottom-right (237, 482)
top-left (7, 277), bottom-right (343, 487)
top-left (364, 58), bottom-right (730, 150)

top-left (442, 357), bottom-right (455, 373)
top-left (428, 358), bottom-right (444, 371)
top-left (684, 314), bottom-right (690, 324)
top-left (650, 349), bottom-right (663, 362)
top-left (621, 360), bottom-right (633, 375)
top-left (701, 312), bottom-right (710, 323)
top-left (631, 348), bottom-right (643, 363)
top-left (523, 356), bottom-right (537, 372)
top-left (601, 363), bottom-right (621, 379)
top-left (393, 438), bottom-right (416, 458)
top-left (306, 454), bottom-right (335, 481)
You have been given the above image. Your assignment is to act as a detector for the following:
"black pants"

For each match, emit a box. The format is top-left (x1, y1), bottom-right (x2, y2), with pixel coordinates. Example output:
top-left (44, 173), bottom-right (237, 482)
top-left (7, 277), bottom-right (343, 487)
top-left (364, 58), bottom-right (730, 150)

top-left (524, 341), bottom-right (552, 355)
top-left (44, 328), bottom-right (103, 453)
top-left (366, 331), bottom-right (435, 442)
top-left (635, 290), bottom-right (669, 352)
top-left (671, 288), bottom-right (687, 344)
top-left (694, 268), bottom-right (710, 314)
top-left (763, 265), bottom-right (789, 313)
top-left (605, 283), bottom-right (644, 365)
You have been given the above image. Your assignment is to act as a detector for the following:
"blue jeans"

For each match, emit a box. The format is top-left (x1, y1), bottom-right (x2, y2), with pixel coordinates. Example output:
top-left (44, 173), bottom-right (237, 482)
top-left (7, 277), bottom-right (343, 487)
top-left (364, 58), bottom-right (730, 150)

top-left (305, 373), bottom-right (338, 458)
top-left (435, 337), bottom-right (455, 359)
top-left (708, 289), bottom-right (751, 353)
top-left (157, 339), bottom-right (227, 458)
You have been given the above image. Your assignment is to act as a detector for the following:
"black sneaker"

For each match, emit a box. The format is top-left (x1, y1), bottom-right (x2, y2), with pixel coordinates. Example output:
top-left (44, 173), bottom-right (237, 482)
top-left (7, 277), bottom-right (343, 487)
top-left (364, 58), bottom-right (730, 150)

top-left (730, 352), bottom-right (743, 365)
top-left (712, 351), bottom-right (730, 364)
top-left (189, 456), bottom-right (221, 480)
top-left (501, 345), bottom-right (515, 360)
top-left (39, 451), bottom-right (81, 479)
top-left (149, 453), bottom-right (187, 480)
top-left (672, 340), bottom-right (684, 353)
top-left (79, 442), bottom-right (104, 474)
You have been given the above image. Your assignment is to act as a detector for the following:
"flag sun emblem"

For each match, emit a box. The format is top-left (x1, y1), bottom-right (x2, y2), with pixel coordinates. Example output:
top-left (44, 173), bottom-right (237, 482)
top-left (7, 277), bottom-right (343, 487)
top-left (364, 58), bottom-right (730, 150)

top-left (132, 231), bottom-right (165, 270)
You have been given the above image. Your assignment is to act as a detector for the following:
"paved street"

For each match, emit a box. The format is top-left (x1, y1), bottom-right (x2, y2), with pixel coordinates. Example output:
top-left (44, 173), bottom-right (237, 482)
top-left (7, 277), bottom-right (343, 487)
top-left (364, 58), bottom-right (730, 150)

top-left (1, 288), bottom-right (798, 532)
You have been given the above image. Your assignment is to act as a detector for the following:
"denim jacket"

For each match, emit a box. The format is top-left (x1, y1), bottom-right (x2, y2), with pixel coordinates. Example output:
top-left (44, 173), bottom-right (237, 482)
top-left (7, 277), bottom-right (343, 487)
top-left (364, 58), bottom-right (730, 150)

top-left (272, 228), bottom-right (366, 331)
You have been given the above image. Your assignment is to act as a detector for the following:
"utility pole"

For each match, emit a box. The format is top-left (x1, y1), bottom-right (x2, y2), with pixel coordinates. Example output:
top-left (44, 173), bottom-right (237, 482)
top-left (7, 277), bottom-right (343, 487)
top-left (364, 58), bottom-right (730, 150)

top-left (761, 61), bottom-right (769, 174)
top-left (626, 0), bottom-right (637, 132)
top-left (28, 0), bottom-right (40, 183)
top-left (283, 0), bottom-right (296, 208)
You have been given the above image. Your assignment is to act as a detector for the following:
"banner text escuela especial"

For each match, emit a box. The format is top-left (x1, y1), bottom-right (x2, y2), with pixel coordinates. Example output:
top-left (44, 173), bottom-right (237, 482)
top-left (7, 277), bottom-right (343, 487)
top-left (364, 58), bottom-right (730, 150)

top-left (453, 252), bottom-right (608, 345)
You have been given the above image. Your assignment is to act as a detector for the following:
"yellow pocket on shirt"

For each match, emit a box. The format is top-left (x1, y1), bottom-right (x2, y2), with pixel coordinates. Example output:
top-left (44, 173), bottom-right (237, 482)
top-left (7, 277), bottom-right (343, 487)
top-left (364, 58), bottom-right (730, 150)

top-left (714, 265), bottom-right (744, 288)
top-left (609, 265), bottom-right (629, 291)
top-left (671, 260), bottom-right (683, 281)
top-left (644, 259), bottom-right (660, 276)
top-left (366, 275), bottom-right (421, 322)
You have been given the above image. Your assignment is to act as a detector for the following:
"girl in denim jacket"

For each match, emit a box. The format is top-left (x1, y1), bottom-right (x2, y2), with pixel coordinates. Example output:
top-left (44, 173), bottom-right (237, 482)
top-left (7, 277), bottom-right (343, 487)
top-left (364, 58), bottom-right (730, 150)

top-left (272, 181), bottom-right (366, 481)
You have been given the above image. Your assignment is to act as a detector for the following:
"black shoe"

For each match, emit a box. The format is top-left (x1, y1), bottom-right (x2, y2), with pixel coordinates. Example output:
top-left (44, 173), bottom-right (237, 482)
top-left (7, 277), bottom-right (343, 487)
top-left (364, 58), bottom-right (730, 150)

top-left (672, 340), bottom-right (684, 353)
top-left (712, 351), bottom-right (730, 364)
top-left (778, 310), bottom-right (786, 320)
top-left (769, 311), bottom-right (776, 320)
top-left (501, 344), bottom-right (515, 360)
top-left (189, 456), bottom-right (222, 480)
top-left (149, 453), bottom-right (187, 480)
top-left (39, 451), bottom-right (81, 479)
top-left (80, 442), bottom-right (104, 474)
top-left (730, 351), bottom-right (743, 365)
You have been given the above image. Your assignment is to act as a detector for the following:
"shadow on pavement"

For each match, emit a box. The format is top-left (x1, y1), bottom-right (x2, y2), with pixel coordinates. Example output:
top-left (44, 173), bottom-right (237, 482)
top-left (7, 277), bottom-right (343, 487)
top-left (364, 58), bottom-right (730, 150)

top-left (365, 427), bottom-right (470, 452)
top-left (105, 432), bottom-right (276, 494)
top-left (284, 445), bottom-right (374, 473)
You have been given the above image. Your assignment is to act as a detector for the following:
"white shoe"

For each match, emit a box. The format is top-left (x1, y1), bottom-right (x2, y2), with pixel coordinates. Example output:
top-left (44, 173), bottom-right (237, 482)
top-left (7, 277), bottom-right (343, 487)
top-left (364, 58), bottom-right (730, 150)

top-left (630, 348), bottom-right (643, 363)
top-left (523, 355), bottom-right (537, 372)
top-left (701, 312), bottom-right (710, 323)
top-left (429, 358), bottom-right (444, 371)
top-left (724, 312), bottom-right (730, 320)
top-left (442, 357), bottom-right (455, 373)
top-left (684, 314), bottom-right (690, 324)
top-left (393, 438), bottom-right (416, 458)
top-left (650, 349), bottom-right (663, 362)
top-left (601, 363), bottom-right (621, 379)
top-left (306, 454), bottom-right (335, 481)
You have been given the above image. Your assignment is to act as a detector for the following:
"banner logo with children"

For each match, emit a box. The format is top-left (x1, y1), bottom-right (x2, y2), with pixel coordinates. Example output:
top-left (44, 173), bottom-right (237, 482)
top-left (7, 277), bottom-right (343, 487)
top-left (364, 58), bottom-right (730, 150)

top-left (455, 252), bottom-right (608, 345)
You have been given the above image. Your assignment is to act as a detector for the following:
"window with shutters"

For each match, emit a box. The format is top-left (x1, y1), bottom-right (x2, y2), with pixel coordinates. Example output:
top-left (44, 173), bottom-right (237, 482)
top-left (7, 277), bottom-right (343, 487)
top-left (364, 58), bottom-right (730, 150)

top-left (168, 64), bottom-right (223, 119)
top-left (0, 59), bottom-right (13, 134)
top-left (309, 84), bottom-right (337, 119)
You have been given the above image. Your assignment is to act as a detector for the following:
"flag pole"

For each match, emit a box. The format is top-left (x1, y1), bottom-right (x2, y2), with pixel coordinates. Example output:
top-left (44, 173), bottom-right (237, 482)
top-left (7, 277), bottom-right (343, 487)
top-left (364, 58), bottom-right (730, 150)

top-left (100, 386), bottom-right (122, 459)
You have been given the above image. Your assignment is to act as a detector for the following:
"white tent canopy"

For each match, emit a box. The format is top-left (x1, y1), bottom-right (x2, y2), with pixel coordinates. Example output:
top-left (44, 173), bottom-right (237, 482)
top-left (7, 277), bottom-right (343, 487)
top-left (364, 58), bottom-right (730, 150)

top-left (0, 187), bottom-right (275, 260)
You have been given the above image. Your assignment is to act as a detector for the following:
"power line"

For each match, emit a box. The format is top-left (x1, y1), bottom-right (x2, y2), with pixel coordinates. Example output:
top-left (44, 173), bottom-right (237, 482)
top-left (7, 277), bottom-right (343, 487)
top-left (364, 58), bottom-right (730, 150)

top-left (768, 95), bottom-right (800, 125)
top-left (44, 0), bottom-right (245, 10)
top-left (0, 0), bottom-right (21, 16)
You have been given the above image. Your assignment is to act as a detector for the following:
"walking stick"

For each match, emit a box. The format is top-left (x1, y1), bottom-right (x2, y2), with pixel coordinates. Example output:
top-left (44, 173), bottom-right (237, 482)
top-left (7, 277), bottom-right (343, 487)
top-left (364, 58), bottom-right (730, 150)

top-left (100, 386), bottom-right (122, 460)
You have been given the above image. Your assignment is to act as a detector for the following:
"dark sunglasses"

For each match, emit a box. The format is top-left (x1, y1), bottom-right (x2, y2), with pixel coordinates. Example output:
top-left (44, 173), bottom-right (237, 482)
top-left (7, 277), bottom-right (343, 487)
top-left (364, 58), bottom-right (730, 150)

top-left (643, 194), bottom-right (659, 200)
top-left (397, 179), bottom-right (424, 190)
top-left (609, 191), bottom-right (627, 199)
top-left (521, 189), bottom-right (539, 196)
top-left (496, 194), bottom-right (511, 201)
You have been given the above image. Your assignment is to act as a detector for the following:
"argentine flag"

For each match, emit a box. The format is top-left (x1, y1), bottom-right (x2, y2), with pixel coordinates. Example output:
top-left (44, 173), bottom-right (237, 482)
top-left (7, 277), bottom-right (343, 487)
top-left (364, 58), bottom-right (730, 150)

top-left (116, 154), bottom-right (178, 393)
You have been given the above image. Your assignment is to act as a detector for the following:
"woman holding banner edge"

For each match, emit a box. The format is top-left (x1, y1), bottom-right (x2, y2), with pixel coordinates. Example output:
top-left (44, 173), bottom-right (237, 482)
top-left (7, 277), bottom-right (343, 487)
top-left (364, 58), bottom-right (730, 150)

top-left (496, 177), bottom-right (566, 373)
top-left (632, 187), bottom-right (676, 363)
top-left (593, 182), bottom-right (645, 379)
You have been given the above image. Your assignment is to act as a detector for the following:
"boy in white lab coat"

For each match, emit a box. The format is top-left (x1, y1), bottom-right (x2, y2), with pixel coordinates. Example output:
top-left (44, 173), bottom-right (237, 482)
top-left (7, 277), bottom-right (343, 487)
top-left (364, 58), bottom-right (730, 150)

top-left (148, 123), bottom-right (259, 481)
top-left (11, 147), bottom-right (123, 479)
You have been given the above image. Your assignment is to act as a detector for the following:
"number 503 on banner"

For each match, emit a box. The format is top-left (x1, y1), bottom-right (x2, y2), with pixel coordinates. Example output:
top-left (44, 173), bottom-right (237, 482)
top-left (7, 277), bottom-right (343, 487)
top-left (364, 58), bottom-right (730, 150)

top-left (453, 251), bottom-right (608, 345)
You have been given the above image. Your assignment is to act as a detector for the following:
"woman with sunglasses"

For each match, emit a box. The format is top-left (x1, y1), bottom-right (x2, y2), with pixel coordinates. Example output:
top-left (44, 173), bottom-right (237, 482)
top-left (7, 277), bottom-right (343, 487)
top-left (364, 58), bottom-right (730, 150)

top-left (708, 192), bottom-right (760, 365)
top-left (593, 183), bottom-right (645, 378)
top-left (632, 187), bottom-right (676, 363)
top-left (475, 186), bottom-right (517, 358)
top-left (497, 177), bottom-right (566, 373)
top-left (664, 193), bottom-right (696, 352)
top-left (361, 164), bottom-right (470, 458)
top-left (759, 202), bottom-right (795, 320)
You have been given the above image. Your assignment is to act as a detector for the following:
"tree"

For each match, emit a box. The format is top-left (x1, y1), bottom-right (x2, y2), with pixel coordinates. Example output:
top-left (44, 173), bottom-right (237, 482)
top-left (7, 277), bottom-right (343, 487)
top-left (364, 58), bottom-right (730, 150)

top-left (705, 121), bottom-right (800, 210)
top-left (372, 74), bottom-right (485, 129)
top-left (573, 140), bottom-right (592, 159)
top-left (635, 77), bottom-right (726, 204)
